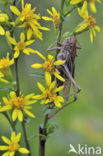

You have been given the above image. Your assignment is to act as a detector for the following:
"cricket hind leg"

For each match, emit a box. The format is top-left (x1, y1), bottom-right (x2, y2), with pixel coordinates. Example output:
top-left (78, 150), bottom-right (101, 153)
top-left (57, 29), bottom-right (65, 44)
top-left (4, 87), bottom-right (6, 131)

top-left (63, 64), bottom-right (81, 93)
top-left (63, 79), bottom-right (71, 101)
top-left (56, 65), bottom-right (64, 96)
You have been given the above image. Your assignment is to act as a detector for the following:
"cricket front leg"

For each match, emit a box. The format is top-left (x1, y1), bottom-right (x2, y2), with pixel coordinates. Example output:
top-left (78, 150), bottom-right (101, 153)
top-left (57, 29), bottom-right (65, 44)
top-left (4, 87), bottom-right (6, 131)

top-left (47, 47), bottom-right (61, 52)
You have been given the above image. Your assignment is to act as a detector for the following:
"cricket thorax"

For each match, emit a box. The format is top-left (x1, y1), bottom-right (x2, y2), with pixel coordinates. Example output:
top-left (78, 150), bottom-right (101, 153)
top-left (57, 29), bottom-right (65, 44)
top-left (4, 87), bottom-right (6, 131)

top-left (57, 37), bottom-right (77, 61)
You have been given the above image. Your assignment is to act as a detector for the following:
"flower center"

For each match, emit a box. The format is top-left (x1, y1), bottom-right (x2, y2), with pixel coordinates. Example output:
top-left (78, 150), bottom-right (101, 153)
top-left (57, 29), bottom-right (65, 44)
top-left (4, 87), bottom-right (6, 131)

top-left (43, 89), bottom-right (56, 102)
top-left (21, 8), bottom-right (34, 22)
top-left (87, 16), bottom-right (96, 27)
top-left (42, 60), bottom-right (55, 72)
top-left (53, 14), bottom-right (60, 28)
top-left (0, 58), bottom-right (10, 70)
top-left (17, 41), bottom-right (25, 51)
top-left (10, 97), bottom-right (25, 109)
top-left (8, 142), bottom-right (19, 151)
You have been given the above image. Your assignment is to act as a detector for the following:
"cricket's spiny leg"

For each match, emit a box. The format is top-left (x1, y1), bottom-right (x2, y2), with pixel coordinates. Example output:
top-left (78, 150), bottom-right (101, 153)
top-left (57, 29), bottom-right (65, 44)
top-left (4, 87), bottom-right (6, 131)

top-left (47, 47), bottom-right (61, 52)
top-left (63, 64), bottom-right (81, 92)
top-left (72, 83), bottom-right (77, 100)
top-left (47, 41), bottom-right (57, 51)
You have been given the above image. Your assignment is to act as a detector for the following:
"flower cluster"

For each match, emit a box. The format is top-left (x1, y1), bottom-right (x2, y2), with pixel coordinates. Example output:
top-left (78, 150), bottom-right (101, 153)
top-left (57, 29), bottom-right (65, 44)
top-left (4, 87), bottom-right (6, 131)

top-left (33, 71), bottom-right (64, 108)
top-left (42, 7), bottom-right (60, 29)
top-left (0, 0), bottom-right (101, 155)
top-left (0, 53), bottom-right (14, 83)
top-left (0, 91), bottom-right (36, 122)
top-left (10, 0), bottom-right (49, 40)
top-left (70, 0), bottom-right (101, 42)
top-left (70, 0), bottom-right (101, 13)
top-left (75, 1), bottom-right (100, 42)
top-left (0, 132), bottom-right (29, 156)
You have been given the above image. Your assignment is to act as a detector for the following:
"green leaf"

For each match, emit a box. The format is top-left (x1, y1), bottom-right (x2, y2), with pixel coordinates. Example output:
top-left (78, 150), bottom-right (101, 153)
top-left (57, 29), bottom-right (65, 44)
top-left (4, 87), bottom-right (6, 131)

top-left (43, 107), bottom-right (51, 116)
top-left (0, 87), bottom-right (12, 91)
top-left (31, 72), bottom-right (44, 79)
top-left (46, 123), bottom-right (59, 135)
top-left (63, 32), bottom-right (71, 39)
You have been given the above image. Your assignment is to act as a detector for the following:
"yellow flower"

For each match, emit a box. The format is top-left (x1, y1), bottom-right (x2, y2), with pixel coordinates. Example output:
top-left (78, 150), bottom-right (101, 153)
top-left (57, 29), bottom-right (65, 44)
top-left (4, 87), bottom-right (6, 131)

top-left (0, 72), bottom-right (8, 83)
top-left (6, 31), bottom-right (37, 58)
top-left (0, 53), bottom-right (14, 70)
top-left (0, 91), bottom-right (36, 122)
top-left (0, 53), bottom-right (14, 81)
top-left (42, 7), bottom-right (60, 29)
top-left (33, 74), bottom-right (64, 108)
top-left (0, 11), bottom-right (8, 35)
top-left (0, 131), bottom-right (29, 156)
top-left (75, 2), bottom-right (100, 43)
top-left (10, 0), bottom-right (49, 40)
top-left (70, 0), bottom-right (101, 13)
top-left (31, 54), bottom-right (65, 82)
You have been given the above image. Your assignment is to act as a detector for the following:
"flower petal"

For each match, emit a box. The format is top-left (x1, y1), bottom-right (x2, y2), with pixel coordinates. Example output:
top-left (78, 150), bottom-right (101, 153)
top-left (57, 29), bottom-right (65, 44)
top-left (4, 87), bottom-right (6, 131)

top-left (1, 136), bottom-right (11, 145)
top-left (10, 91), bottom-right (16, 98)
top-left (2, 97), bottom-right (9, 105)
top-left (18, 148), bottom-right (29, 154)
top-left (31, 63), bottom-right (42, 68)
top-left (14, 51), bottom-right (20, 58)
top-left (27, 28), bottom-right (33, 40)
top-left (89, 2), bottom-right (96, 13)
top-left (24, 109), bottom-right (35, 118)
top-left (45, 72), bottom-right (51, 86)
top-left (54, 100), bottom-right (62, 108)
top-left (70, 0), bottom-right (82, 4)
top-left (10, 6), bottom-right (20, 15)
top-left (20, 32), bottom-right (25, 42)
top-left (2, 151), bottom-right (9, 156)
top-left (32, 95), bottom-right (42, 99)
top-left (49, 81), bottom-right (56, 90)
top-left (15, 133), bottom-right (21, 142)
top-left (42, 16), bottom-right (53, 21)
top-left (11, 132), bottom-right (16, 141)
top-left (54, 60), bottom-right (65, 65)
top-left (37, 82), bottom-right (45, 93)
top-left (12, 109), bottom-right (19, 121)
top-left (54, 72), bottom-right (65, 82)
top-left (0, 146), bottom-right (8, 150)
top-left (25, 40), bottom-right (34, 46)
top-left (90, 31), bottom-right (93, 43)
top-left (18, 110), bottom-right (23, 122)
top-left (54, 86), bottom-right (64, 93)
top-left (0, 26), bottom-right (5, 35)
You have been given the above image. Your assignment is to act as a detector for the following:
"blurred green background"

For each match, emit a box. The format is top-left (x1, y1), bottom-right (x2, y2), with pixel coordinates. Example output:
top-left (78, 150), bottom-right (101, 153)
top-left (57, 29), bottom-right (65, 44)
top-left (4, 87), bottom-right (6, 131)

top-left (0, 0), bottom-right (103, 155)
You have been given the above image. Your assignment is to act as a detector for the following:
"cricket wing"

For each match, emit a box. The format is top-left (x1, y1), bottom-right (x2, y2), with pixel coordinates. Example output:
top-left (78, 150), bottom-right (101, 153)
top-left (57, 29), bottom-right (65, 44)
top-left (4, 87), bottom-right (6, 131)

top-left (63, 79), bottom-right (71, 101)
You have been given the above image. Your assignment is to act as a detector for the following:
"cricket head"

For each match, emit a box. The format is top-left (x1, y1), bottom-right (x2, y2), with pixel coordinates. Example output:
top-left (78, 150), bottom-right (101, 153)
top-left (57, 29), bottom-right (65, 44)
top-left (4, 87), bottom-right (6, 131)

top-left (63, 37), bottom-right (77, 47)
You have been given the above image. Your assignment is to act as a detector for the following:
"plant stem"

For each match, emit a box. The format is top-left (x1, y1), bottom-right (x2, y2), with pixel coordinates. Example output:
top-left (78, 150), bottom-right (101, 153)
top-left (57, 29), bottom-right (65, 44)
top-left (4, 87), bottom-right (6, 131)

top-left (14, 54), bottom-right (31, 156)
top-left (64, 5), bottom-right (77, 17)
top-left (14, 58), bottom-right (20, 96)
top-left (22, 122), bottom-right (31, 156)
top-left (3, 112), bottom-right (15, 131)
top-left (48, 99), bottom-right (76, 120)
top-left (11, 1), bottom-right (31, 155)
top-left (39, 1), bottom-right (65, 155)
top-left (39, 115), bottom-right (48, 156)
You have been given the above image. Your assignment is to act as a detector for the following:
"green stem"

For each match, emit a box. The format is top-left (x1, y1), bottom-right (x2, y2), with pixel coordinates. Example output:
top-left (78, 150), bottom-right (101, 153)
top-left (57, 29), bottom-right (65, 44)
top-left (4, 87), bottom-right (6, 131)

top-left (22, 122), bottom-right (31, 156)
top-left (64, 5), bottom-right (77, 17)
top-left (3, 112), bottom-right (15, 131)
top-left (11, 1), bottom-right (31, 155)
top-left (39, 1), bottom-right (66, 156)
top-left (14, 58), bottom-right (20, 96)
top-left (39, 114), bottom-right (48, 156)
